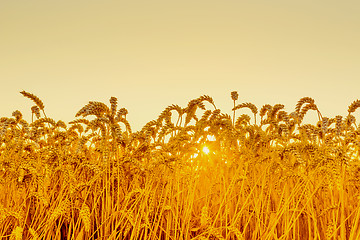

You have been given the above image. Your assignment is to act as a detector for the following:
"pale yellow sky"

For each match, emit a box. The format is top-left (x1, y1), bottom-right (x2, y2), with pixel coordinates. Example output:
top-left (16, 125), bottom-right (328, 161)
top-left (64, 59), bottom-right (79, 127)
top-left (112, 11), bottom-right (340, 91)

top-left (1, 1), bottom-right (359, 130)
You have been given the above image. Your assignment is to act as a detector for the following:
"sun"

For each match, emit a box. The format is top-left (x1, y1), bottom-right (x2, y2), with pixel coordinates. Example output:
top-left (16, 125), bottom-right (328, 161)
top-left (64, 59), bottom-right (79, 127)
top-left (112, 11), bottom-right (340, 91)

top-left (202, 146), bottom-right (210, 154)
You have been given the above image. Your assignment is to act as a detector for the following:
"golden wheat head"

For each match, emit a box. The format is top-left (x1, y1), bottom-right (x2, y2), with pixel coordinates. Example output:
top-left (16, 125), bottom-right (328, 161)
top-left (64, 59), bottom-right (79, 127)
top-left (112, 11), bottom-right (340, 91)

top-left (20, 91), bottom-right (45, 110)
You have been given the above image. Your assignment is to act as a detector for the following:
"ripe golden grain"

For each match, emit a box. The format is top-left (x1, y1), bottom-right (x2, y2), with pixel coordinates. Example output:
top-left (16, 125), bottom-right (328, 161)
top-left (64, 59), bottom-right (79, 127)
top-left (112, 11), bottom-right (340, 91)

top-left (0, 91), bottom-right (360, 239)
top-left (80, 203), bottom-right (91, 232)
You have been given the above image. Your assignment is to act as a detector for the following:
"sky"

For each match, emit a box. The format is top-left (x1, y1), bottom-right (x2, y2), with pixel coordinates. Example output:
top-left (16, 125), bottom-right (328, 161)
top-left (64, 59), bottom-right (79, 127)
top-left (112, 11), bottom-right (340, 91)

top-left (1, 0), bottom-right (360, 130)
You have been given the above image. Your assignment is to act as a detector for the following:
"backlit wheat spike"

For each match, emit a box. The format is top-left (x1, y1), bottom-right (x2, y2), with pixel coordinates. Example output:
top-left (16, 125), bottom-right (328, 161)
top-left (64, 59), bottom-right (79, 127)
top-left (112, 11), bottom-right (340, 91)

top-left (335, 115), bottom-right (343, 135)
top-left (77, 135), bottom-right (92, 153)
top-left (75, 101), bottom-right (110, 118)
top-left (80, 203), bottom-right (91, 232)
top-left (157, 109), bottom-right (172, 125)
top-left (158, 105), bottom-right (183, 122)
top-left (32, 191), bottom-right (49, 207)
top-left (102, 146), bottom-right (110, 167)
top-left (69, 119), bottom-right (90, 125)
top-left (231, 91), bottom-right (239, 101)
top-left (148, 191), bottom-right (156, 216)
top-left (111, 123), bottom-right (123, 142)
top-left (326, 222), bottom-right (334, 240)
top-left (295, 97), bottom-right (315, 113)
top-left (116, 108), bottom-right (128, 120)
top-left (31, 106), bottom-right (41, 119)
top-left (0, 118), bottom-right (10, 137)
top-left (12, 110), bottom-right (22, 123)
top-left (30, 117), bottom-right (57, 127)
top-left (345, 114), bottom-right (356, 127)
top-left (277, 110), bottom-right (290, 124)
top-left (348, 99), bottom-right (360, 114)
top-left (171, 104), bottom-right (184, 116)
top-left (20, 91), bottom-right (45, 110)
top-left (321, 117), bottom-right (329, 133)
top-left (233, 102), bottom-right (258, 115)
top-left (86, 118), bottom-right (107, 135)
top-left (199, 110), bottom-right (212, 122)
top-left (28, 227), bottom-right (40, 240)
top-left (7, 210), bottom-right (24, 223)
top-left (228, 225), bottom-right (244, 240)
top-left (197, 101), bottom-right (206, 110)
top-left (209, 109), bottom-right (221, 122)
top-left (56, 120), bottom-right (67, 129)
top-left (298, 103), bottom-right (318, 122)
top-left (17, 168), bottom-right (25, 182)
top-left (198, 95), bottom-right (216, 109)
top-left (185, 106), bottom-right (198, 126)
top-left (268, 104), bottom-right (284, 119)
top-left (235, 114), bottom-right (251, 127)
top-left (200, 206), bottom-right (211, 228)
top-left (49, 198), bottom-right (70, 222)
top-left (10, 226), bottom-right (23, 240)
top-left (219, 113), bottom-right (232, 126)
top-left (259, 104), bottom-right (272, 118)
top-left (300, 124), bottom-right (317, 140)
top-left (79, 162), bottom-right (101, 175)
top-left (186, 98), bottom-right (206, 111)
top-left (69, 123), bottom-right (84, 134)
top-left (279, 123), bottom-right (290, 137)
top-left (110, 97), bottom-right (118, 116)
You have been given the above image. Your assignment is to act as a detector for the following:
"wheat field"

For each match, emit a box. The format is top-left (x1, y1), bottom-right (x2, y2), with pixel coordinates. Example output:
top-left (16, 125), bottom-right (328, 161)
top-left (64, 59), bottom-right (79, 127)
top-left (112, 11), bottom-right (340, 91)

top-left (1, 91), bottom-right (360, 239)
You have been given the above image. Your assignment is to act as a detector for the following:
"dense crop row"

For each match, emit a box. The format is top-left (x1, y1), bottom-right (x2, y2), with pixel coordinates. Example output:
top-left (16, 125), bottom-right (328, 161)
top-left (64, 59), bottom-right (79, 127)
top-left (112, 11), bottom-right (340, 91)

top-left (1, 91), bottom-right (360, 239)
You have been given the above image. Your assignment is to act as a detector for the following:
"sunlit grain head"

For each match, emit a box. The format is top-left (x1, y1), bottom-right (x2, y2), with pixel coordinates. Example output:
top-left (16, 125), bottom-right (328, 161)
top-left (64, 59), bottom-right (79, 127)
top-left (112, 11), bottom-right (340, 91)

top-left (206, 135), bottom-right (216, 141)
top-left (191, 153), bottom-right (199, 160)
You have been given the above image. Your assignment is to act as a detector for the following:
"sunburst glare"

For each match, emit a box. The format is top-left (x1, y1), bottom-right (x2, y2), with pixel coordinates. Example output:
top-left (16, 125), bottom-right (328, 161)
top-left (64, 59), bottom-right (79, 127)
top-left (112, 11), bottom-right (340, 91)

top-left (202, 146), bottom-right (210, 154)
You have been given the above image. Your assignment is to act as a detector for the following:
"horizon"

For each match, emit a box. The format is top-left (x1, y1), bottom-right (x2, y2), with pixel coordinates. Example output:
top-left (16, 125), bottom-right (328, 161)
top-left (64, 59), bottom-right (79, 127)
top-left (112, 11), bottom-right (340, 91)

top-left (5, 90), bottom-right (359, 131)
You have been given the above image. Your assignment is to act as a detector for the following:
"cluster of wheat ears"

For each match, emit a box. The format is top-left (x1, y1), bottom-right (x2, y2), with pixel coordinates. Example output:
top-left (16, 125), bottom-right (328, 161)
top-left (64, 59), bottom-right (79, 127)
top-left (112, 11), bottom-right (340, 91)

top-left (1, 91), bottom-right (360, 239)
